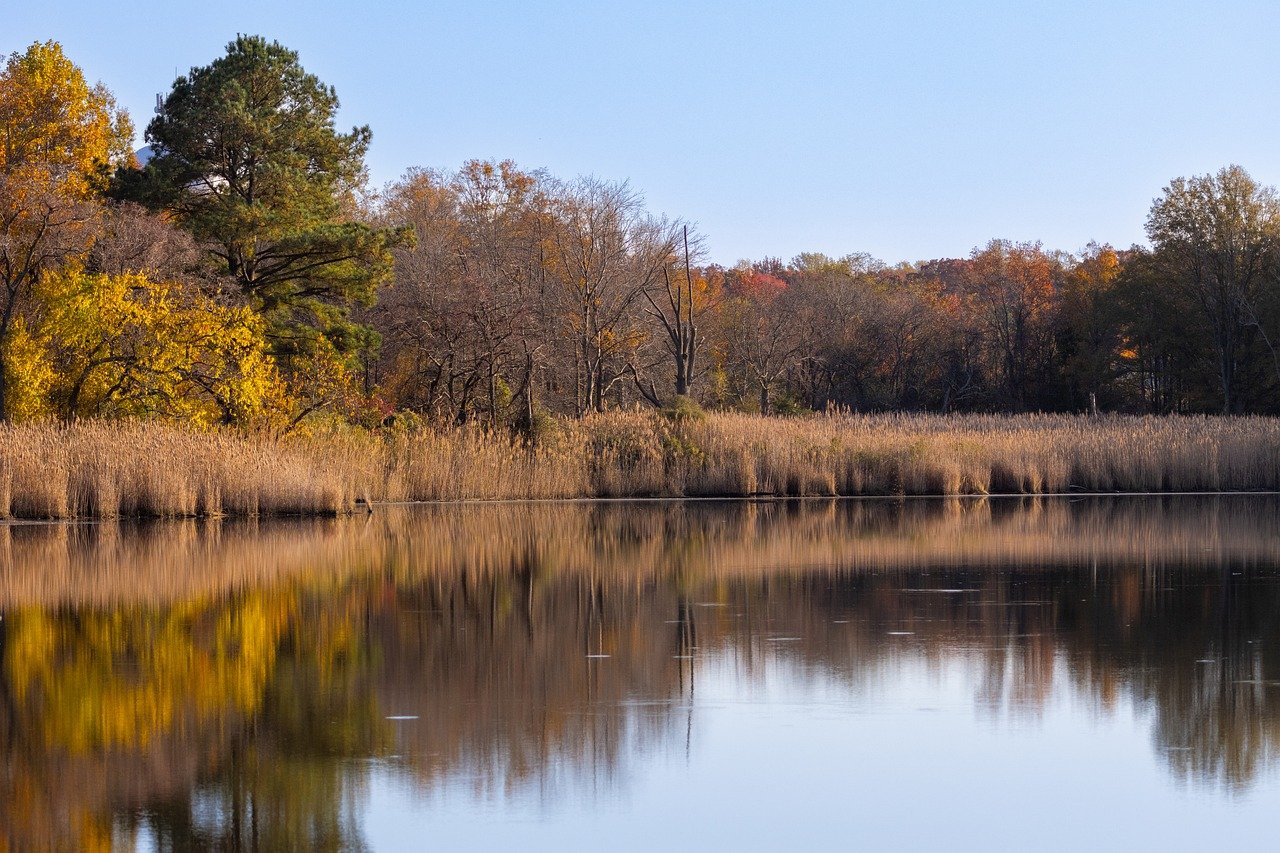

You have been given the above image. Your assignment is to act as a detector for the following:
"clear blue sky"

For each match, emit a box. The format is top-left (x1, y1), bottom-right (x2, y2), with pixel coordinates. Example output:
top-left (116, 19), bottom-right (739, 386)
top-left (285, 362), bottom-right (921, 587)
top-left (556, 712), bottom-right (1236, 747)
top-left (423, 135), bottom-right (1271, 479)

top-left (10, 1), bottom-right (1280, 265)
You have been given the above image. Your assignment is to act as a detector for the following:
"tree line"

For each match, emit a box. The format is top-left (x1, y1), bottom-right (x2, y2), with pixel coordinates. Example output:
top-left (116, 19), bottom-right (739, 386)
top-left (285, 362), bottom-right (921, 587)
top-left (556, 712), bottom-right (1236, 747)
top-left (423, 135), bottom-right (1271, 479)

top-left (3, 36), bottom-right (1279, 432)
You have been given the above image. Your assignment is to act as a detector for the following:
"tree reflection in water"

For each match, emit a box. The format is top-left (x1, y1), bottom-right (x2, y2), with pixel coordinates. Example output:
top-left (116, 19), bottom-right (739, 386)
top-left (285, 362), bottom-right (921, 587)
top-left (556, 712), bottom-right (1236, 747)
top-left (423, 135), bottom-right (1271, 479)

top-left (0, 496), bottom-right (1278, 849)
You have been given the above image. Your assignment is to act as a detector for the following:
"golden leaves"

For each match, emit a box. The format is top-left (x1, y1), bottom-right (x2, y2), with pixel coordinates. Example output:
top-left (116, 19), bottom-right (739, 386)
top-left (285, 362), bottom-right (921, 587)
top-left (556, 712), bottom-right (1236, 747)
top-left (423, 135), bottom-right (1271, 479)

top-left (0, 41), bottom-right (133, 197)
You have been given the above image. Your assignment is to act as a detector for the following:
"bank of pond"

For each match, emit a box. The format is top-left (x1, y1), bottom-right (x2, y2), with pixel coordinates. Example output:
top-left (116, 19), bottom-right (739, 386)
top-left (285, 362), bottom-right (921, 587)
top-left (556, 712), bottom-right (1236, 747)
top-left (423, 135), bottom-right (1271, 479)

top-left (2, 412), bottom-right (1279, 519)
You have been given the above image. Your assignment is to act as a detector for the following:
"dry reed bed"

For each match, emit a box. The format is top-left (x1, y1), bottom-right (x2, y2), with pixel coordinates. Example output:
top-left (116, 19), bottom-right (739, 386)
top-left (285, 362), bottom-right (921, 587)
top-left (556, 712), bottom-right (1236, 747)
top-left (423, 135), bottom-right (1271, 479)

top-left (380, 411), bottom-right (1280, 501)
top-left (1, 413), bottom-right (1278, 519)
top-left (0, 422), bottom-right (364, 519)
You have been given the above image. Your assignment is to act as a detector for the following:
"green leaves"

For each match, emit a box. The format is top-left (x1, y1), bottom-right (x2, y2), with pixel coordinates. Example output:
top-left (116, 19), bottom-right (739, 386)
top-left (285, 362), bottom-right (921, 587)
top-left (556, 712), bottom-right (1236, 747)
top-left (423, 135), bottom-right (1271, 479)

top-left (120, 35), bottom-right (408, 388)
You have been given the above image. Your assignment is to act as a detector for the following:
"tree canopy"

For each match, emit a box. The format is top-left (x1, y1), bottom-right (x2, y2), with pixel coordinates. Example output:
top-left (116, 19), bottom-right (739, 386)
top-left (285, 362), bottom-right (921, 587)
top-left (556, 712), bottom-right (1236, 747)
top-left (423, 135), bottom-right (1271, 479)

top-left (124, 35), bottom-right (409, 385)
top-left (1146, 166), bottom-right (1280, 412)
top-left (0, 40), bottom-right (133, 191)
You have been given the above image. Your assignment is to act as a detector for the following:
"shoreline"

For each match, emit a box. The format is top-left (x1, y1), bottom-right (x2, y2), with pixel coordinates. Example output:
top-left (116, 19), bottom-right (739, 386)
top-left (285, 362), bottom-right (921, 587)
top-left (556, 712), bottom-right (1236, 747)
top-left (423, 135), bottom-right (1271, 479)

top-left (2, 489), bottom-right (1279, 527)
top-left (3, 412), bottom-right (1280, 520)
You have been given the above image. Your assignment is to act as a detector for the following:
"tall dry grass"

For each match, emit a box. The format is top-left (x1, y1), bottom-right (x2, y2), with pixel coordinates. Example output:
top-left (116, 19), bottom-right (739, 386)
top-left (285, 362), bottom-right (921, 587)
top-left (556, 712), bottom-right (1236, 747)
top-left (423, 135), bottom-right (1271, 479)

top-left (2, 412), bottom-right (1278, 519)
top-left (0, 421), bottom-right (363, 519)
top-left (370, 411), bottom-right (1280, 502)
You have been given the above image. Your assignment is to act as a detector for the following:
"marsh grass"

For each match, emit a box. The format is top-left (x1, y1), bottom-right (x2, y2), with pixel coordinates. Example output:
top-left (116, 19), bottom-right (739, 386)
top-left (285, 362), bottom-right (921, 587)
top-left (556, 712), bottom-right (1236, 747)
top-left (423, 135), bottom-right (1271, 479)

top-left (0, 422), bottom-right (358, 520)
top-left (1, 412), bottom-right (1278, 519)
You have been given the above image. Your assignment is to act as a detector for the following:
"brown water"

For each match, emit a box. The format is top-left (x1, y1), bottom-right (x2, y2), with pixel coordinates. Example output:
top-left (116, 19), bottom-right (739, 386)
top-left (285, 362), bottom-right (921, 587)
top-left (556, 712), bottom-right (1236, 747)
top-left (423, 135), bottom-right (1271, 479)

top-left (3, 497), bottom-right (1280, 850)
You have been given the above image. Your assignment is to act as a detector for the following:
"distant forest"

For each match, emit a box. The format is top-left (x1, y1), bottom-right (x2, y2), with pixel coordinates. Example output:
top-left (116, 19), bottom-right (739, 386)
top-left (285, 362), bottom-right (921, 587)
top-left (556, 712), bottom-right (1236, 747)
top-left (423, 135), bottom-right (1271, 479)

top-left (4, 35), bottom-right (1279, 432)
top-left (374, 167), bottom-right (1280, 420)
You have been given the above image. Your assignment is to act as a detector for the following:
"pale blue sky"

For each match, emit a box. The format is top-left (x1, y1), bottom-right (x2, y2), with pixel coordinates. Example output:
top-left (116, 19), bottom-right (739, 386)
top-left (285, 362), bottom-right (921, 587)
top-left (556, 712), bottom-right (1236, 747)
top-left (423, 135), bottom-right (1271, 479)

top-left (9, 1), bottom-right (1280, 265)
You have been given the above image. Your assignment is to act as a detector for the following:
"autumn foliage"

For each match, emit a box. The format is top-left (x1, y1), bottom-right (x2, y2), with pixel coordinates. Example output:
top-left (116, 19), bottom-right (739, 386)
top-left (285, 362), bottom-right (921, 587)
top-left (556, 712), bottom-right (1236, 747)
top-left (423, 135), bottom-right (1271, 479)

top-left (4, 36), bottom-right (1280, 453)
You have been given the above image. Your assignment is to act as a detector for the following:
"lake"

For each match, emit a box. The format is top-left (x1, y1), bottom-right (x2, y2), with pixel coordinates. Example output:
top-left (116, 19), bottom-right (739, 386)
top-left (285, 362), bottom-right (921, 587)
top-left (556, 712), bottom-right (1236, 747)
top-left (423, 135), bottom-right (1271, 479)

top-left (3, 496), bottom-right (1280, 850)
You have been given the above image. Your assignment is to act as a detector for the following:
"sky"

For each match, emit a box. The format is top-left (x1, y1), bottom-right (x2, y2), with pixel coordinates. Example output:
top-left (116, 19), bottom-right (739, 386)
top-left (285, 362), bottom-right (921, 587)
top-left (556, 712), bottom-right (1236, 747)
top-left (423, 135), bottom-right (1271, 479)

top-left (9, 1), bottom-right (1280, 266)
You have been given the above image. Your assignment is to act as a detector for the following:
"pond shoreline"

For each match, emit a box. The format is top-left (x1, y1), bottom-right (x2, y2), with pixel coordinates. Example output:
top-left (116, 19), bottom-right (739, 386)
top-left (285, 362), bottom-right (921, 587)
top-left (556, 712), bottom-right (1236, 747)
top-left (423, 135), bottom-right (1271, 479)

top-left (3, 413), bottom-right (1279, 521)
top-left (3, 489), bottom-right (1280, 526)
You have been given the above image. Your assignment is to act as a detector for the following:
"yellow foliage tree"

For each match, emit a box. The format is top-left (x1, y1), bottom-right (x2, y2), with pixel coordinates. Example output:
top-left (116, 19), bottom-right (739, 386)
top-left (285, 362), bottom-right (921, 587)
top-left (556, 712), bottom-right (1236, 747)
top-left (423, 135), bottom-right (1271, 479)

top-left (0, 41), bottom-right (133, 420)
top-left (27, 268), bottom-right (291, 426)
top-left (0, 40), bottom-right (133, 190)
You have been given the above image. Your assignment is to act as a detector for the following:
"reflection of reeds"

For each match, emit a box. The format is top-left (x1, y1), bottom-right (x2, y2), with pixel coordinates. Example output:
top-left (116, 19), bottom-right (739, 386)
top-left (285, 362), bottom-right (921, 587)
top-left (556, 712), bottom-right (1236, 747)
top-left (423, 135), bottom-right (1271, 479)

top-left (2, 496), bottom-right (1277, 608)
top-left (4, 413), bottom-right (1280, 519)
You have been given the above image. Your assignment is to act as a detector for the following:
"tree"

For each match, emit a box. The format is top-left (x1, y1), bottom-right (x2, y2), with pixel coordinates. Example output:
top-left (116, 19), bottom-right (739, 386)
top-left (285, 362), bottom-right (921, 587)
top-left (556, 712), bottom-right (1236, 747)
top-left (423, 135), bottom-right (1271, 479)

top-left (450, 160), bottom-right (554, 424)
top-left (87, 202), bottom-right (204, 282)
top-left (1110, 247), bottom-right (1203, 412)
top-left (125, 35), bottom-right (410, 418)
top-left (0, 41), bottom-right (132, 190)
top-left (1146, 166), bottom-right (1280, 412)
top-left (639, 225), bottom-right (715, 401)
top-left (0, 41), bottom-right (132, 421)
top-left (26, 268), bottom-right (286, 425)
top-left (376, 161), bottom-right (553, 424)
top-left (1058, 243), bottom-right (1124, 411)
top-left (962, 240), bottom-right (1059, 410)
top-left (717, 267), bottom-right (802, 414)
top-left (545, 178), bottom-right (676, 414)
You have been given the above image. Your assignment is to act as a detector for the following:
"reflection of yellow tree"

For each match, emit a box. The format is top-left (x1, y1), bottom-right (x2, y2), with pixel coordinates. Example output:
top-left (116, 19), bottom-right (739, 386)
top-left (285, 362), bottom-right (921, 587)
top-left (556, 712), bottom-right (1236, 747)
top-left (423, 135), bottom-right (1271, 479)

top-left (0, 582), bottom-right (387, 850)
top-left (6, 592), bottom-right (291, 751)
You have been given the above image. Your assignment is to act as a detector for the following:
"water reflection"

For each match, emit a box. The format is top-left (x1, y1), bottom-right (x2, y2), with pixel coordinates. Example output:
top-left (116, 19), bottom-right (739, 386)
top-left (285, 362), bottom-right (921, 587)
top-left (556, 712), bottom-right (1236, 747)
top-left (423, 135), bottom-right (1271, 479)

top-left (1, 497), bottom-right (1279, 849)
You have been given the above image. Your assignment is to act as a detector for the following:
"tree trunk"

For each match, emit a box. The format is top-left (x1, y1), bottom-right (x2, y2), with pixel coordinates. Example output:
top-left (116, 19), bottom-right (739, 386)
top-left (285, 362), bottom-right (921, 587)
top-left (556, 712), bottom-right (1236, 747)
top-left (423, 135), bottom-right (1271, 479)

top-left (1219, 346), bottom-right (1234, 414)
top-left (0, 348), bottom-right (8, 424)
top-left (0, 310), bottom-right (15, 423)
top-left (488, 361), bottom-right (498, 424)
top-left (524, 352), bottom-right (535, 429)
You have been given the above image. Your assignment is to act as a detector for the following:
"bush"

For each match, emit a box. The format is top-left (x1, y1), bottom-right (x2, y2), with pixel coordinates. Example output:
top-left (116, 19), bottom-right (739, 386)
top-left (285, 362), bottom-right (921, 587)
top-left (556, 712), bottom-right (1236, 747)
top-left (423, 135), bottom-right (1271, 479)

top-left (662, 395), bottom-right (707, 424)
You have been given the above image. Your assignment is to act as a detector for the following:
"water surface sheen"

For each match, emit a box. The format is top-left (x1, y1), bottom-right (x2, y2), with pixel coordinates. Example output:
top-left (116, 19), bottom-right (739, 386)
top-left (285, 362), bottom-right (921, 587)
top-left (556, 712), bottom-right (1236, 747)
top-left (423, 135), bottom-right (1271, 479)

top-left (3, 496), bottom-right (1280, 850)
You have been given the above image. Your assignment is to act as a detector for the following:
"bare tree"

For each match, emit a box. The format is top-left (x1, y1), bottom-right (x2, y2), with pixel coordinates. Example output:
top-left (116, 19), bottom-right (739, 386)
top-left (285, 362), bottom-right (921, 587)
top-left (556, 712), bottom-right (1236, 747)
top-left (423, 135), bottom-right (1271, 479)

top-left (87, 202), bottom-right (204, 282)
top-left (640, 224), bottom-right (715, 401)
top-left (546, 178), bottom-right (675, 414)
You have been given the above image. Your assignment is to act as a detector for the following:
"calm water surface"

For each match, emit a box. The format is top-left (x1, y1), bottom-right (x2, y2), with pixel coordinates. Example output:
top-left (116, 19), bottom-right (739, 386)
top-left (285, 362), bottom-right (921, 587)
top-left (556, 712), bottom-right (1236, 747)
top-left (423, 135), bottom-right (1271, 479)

top-left (3, 497), bottom-right (1280, 850)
